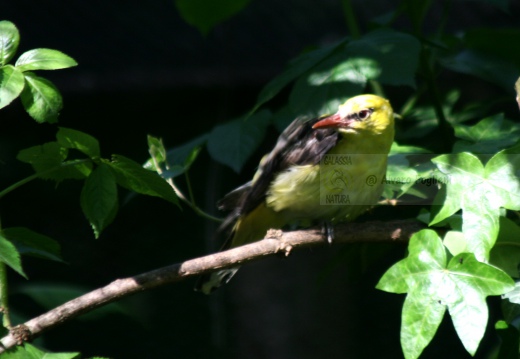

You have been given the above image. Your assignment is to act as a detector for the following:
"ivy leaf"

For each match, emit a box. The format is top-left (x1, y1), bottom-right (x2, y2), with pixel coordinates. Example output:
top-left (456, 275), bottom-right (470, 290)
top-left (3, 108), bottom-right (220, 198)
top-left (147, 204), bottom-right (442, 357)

top-left (56, 127), bottom-right (101, 158)
top-left (81, 164), bottom-right (119, 238)
top-left (0, 234), bottom-right (25, 278)
top-left (15, 48), bottom-right (77, 72)
top-left (0, 65), bottom-right (24, 109)
top-left (503, 281), bottom-right (520, 305)
top-left (430, 151), bottom-right (520, 261)
top-left (107, 155), bottom-right (178, 205)
top-left (175, 0), bottom-right (250, 35)
top-left (207, 110), bottom-right (271, 172)
top-left (452, 114), bottom-right (520, 154)
top-left (377, 229), bottom-right (515, 359)
top-left (490, 217), bottom-right (520, 277)
top-left (1, 227), bottom-right (62, 262)
top-left (0, 20), bottom-right (20, 66)
top-left (20, 72), bottom-right (63, 123)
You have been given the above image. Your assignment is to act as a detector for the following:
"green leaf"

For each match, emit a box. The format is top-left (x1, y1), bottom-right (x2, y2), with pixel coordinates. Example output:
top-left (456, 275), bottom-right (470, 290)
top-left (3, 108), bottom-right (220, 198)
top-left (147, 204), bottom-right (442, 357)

top-left (1, 342), bottom-right (80, 359)
top-left (494, 320), bottom-right (519, 359)
top-left (377, 229), bottom-right (515, 358)
top-left (17, 142), bottom-right (91, 181)
top-left (0, 234), bottom-right (25, 278)
top-left (440, 50), bottom-right (517, 90)
top-left (20, 72), bottom-right (63, 123)
top-left (288, 29), bottom-right (420, 117)
top-left (175, 0), bottom-right (250, 35)
top-left (430, 152), bottom-right (518, 261)
top-left (490, 217), bottom-right (520, 277)
top-left (147, 135), bottom-right (167, 170)
top-left (15, 48), bottom-right (77, 72)
top-left (81, 164), bottom-right (119, 238)
top-left (57, 127), bottom-right (101, 158)
top-left (1, 227), bottom-right (62, 262)
top-left (107, 155), bottom-right (178, 205)
top-left (207, 110), bottom-right (271, 172)
top-left (453, 114), bottom-right (520, 154)
top-left (0, 65), bottom-right (24, 109)
top-left (254, 42), bottom-right (344, 112)
top-left (443, 231), bottom-right (467, 256)
top-left (0, 20), bottom-right (20, 66)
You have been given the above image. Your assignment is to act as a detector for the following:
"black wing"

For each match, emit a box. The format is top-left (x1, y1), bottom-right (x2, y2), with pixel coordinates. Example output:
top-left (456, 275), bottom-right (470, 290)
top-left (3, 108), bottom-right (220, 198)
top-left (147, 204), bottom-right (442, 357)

top-left (218, 116), bottom-right (340, 224)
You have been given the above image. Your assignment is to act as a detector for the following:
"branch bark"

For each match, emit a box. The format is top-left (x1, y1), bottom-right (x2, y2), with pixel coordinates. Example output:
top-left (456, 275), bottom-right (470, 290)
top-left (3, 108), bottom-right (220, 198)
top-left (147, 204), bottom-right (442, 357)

top-left (0, 219), bottom-right (423, 353)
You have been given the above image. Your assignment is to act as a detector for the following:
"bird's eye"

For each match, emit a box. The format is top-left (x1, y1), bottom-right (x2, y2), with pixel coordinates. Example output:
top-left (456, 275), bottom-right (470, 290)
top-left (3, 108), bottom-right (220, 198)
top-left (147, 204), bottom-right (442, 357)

top-left (356, 108), bottom-right (373, 121)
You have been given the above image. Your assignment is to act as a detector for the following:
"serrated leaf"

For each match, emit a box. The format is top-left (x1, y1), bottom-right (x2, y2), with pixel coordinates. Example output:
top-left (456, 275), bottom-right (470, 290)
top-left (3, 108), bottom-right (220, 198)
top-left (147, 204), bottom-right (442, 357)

top-left (17, 142), bottom-right (91, 181)
top-left (0, 65), bottom-right (24, 109)
top-left (108, 155), bottom-right (178, 204)
top-left (0, 234), bottom-right (25, 278)
top-left (175, 0), bottom-right (250, 35)
top-left (81, 164), bottom-right (118, 238)
top-left (207, 110), bottom-right (271, 172)
top-left (1, 227), bottom-right (62, 262)
top-left (20, 72), bottom-right (62, 123)
top-left (377, 229), bottom-right (514, 358)
top-left (0, 20), bottom-right (20, 66)
top-left (57, 127), bottom-right (100, 158)
top-left (15, 48), bottom-right (77, 72)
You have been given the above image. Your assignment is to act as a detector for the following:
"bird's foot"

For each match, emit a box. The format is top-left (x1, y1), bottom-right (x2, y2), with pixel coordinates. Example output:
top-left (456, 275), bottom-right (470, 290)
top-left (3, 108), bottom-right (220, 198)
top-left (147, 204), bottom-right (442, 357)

top-left (321, 221), bottom-right (334, 244)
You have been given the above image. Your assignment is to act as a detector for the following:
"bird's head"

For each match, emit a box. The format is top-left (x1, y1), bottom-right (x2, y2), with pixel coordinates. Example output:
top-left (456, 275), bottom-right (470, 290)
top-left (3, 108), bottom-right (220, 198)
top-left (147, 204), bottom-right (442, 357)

top-left (312, 94), bottom-right (394, 136)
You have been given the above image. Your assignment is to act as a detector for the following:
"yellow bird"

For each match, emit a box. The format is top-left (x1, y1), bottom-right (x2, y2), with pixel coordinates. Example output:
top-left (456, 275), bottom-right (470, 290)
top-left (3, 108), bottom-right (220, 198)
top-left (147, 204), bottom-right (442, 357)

top-left (196, 94), bottom-right (395, 294)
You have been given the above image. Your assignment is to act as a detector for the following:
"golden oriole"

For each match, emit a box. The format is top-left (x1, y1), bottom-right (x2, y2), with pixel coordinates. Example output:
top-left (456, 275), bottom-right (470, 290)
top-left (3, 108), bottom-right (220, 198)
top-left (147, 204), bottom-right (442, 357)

top-left (196, 94), bottom-right (395, 294)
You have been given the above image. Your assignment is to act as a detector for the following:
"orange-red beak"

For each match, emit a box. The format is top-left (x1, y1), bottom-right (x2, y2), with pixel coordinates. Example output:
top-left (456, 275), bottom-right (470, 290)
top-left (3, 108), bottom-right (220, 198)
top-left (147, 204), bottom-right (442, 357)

top-left (312, 114), bottom-right (352, 129)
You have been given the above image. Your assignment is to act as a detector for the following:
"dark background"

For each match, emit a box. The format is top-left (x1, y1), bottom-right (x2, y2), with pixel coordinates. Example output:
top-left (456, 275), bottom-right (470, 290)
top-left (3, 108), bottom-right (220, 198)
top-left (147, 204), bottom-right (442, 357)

top-left (1, 1), bottom-right (520, 358)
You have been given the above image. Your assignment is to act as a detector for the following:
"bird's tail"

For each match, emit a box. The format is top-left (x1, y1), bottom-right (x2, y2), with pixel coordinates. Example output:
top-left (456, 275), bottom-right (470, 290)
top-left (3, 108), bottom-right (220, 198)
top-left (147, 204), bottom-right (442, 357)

top-left (194, 267), bottom-right (240, 294)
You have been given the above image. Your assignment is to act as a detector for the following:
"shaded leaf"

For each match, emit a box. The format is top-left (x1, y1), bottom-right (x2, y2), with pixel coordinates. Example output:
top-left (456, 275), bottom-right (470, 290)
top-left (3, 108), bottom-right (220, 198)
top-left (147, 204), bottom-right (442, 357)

top-left (15, 48), bottom-right (77, 72)
top-left (57, 127), bottom-right (101, 158)
top-left (17, 142), bottom-right (91, 181)
top-left (207, 110), bottom-right (271, 172)
top-left (81, 164), bottom-right (119, 238)
top-left (175, 0), bottom-right (250, 35)
top-left (1, 227), bottom-right (62, 262)
top-left (108, 155), bottom-right (178, 205)
top-left (490, 217), bottom-right (520, 278)
top-left (0, 65), bottom-right (24, 109)
top-left (0, 234), bottom-right (25, 278)
top-left (20, 72), bottom-right (62, 123)
top-left (0, 20), bottom-right (20, 66)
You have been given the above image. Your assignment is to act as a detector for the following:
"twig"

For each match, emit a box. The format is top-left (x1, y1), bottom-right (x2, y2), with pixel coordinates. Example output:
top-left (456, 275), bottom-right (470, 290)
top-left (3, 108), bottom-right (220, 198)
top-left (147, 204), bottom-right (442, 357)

top-left (0, 219), bottom-right (424, 352)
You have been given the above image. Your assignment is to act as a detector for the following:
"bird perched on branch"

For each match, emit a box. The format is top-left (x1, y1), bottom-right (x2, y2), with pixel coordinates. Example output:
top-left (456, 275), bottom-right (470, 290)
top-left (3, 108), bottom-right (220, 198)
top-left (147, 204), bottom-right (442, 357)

top-left (196, 94), bottom-right (395, 294)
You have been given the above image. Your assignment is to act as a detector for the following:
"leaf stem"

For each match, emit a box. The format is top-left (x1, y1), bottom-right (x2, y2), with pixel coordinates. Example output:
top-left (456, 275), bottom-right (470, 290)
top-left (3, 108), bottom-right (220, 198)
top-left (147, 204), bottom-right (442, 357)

top-left (341, 0), bottom-right (361, 39)
top-left (0, 159), bottom-right (91, 199)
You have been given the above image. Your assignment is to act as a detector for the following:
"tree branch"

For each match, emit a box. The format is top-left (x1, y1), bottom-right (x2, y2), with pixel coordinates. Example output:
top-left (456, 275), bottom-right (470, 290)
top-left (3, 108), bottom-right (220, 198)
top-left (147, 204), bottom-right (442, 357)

top-left (0, 219), bottom-right (423, 352)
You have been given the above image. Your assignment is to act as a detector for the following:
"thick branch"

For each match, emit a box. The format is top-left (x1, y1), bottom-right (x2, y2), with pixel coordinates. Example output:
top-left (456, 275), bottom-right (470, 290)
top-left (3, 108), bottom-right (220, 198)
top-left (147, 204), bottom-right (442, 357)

top-left (0, 219), bottom-right (423, 352)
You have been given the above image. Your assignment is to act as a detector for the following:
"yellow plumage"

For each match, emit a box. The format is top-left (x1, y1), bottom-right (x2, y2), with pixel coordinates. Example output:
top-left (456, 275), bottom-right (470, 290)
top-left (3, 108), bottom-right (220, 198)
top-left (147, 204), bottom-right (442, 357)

top-left (196, 94), bottom-right (395, 294)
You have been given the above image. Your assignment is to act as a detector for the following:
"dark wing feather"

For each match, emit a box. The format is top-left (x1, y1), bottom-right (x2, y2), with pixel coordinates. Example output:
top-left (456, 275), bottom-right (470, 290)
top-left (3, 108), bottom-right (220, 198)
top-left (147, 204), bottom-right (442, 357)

top-left (218, 116), bottom-right (340, 221)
